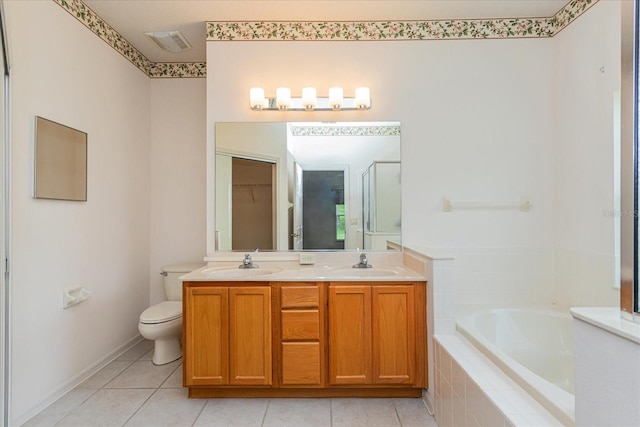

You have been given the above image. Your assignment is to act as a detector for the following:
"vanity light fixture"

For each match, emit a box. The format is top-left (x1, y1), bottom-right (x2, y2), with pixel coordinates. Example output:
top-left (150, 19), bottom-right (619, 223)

top-left (250, 88), bottom-right (268, 110)
top-left (249, 87), bottom-right (371, 111)
top-left (276, 87), bottom-right (292, 110)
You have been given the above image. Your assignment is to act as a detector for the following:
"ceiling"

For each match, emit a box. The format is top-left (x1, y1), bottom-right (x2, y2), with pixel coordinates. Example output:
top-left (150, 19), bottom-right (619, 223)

top-left (82, 0), bottom-right (570, 63)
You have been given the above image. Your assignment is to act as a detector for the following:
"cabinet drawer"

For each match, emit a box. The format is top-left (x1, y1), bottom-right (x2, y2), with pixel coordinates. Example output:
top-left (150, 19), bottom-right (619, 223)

top-left (282, 342), bottom-right (321, 385)
top-left (281, 286), bottom-right (319, 308)
top-left (281, 310), bottom-right (320, 340)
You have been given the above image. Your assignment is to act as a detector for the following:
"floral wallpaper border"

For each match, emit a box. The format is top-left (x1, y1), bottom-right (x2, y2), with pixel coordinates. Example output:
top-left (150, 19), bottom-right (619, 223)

top-left (206, 0), bottom-right (597, 41)
top-left (53, 0), bottom-right (206, 78)
top-left (290, 125), bottom-right (401, 137)
top-left (54, 0), bottom-right (598, 79)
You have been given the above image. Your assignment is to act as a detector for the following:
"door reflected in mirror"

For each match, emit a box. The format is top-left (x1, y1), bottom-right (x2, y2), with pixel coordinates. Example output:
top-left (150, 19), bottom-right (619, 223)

top-left (214, 121), bottom-right (401, 251)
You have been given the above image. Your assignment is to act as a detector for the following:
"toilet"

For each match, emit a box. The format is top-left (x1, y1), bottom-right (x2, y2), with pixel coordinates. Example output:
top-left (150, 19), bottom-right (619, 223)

top-left (138, 263), bottom-right (203, 365)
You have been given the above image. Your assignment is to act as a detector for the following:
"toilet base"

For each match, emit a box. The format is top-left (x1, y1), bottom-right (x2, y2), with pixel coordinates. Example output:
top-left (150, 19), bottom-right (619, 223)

top-left (152, 336), bottom-right (182, 365)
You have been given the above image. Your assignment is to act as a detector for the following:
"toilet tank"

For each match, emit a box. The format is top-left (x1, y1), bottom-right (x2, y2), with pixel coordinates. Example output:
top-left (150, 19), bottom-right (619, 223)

top-left (162, 263), bottom-right (204, 301)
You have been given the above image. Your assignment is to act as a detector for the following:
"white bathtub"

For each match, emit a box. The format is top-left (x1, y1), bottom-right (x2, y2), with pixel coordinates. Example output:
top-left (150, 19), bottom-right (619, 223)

top-left (456, 307), bottom-right (575, 426)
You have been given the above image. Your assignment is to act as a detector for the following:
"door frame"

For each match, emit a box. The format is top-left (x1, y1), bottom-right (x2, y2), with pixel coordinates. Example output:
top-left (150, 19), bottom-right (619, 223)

top-left (1, 1), bottom-right (9, 423)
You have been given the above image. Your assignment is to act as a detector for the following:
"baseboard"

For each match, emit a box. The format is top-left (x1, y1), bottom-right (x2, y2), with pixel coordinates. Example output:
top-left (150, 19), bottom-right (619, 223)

top-left (422, 388), bottom-right (435, 416)
top-left (11, 334), bottom-right (143, 426)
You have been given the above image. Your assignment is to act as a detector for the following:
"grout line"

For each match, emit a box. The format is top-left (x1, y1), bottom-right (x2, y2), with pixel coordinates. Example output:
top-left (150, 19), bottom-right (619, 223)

top-left (330, 398), bottom-right (333, 426)
top-left (392, 399), bottom-right (403, 427)
top-left (121, 388), bottom-right (159, 427)
top-left (191, 398), bottom-right (210, 427)
top-left (260, 398), bottom-right (271, 427)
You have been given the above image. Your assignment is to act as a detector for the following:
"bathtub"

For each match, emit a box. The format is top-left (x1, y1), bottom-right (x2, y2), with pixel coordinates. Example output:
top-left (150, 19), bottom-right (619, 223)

top-left (456, 307), bottom-right (575, 426)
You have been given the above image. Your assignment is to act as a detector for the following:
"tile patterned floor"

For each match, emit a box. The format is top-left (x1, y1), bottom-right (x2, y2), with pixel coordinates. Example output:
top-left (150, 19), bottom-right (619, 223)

top-left (22, 340), bottom-right (438, 427)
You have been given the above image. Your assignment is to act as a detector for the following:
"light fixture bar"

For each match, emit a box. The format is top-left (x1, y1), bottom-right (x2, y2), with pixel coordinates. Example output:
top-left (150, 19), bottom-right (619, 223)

top-left (257, 97), bottom-right (371, 111)
top-left (249, 87), bottom-right (371, 111)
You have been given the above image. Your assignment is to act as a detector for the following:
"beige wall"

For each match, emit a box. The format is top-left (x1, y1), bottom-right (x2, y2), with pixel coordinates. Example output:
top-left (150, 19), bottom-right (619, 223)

top-left (206, 37), bottom-right (558, 306)
top-left (149, 78), bottom-right (206, 304)
top-left (552, 0), bottom-right (620, 308)
top-left (6, 1), bottom-right (151, 422)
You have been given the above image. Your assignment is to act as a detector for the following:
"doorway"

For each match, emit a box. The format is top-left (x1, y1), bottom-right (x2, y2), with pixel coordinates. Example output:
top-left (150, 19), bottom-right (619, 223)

top-left (231, 157), bottom-right (276, 251)
top-left (302, 170), bottom-right (345, 250)
top-left (216, 155), bottom-right (276, 251)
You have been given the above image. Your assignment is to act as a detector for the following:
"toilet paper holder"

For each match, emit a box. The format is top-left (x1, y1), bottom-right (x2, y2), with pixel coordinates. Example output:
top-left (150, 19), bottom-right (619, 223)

top-left (63, 286), bottom-right (91, 309)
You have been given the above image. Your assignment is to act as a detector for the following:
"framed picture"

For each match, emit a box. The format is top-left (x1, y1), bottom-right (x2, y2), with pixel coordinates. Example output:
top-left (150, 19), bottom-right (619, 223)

top-left (34, 116), bottom-right (87, 201)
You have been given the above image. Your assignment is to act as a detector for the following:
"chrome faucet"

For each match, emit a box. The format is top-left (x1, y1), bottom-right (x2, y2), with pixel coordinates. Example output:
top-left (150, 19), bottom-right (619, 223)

top-left (353, 253), bottom-right (373, 269)
top-left (239, 253), bottom-right (259, 269)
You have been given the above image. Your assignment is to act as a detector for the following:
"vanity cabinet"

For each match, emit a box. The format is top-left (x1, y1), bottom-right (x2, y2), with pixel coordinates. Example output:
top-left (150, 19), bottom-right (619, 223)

top-left (329, 284), bottom-right (416, 385)
top-left (183, 280), bottom-right (426, 398)
top-left (183, 284), bottom-right (271, 387)
top-left (278, 284), bottom-right (325, 386)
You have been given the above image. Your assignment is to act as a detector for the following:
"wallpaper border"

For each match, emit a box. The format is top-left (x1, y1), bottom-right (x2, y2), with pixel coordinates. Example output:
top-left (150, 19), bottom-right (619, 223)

top-left (54, 0), bottom-right (598, 79)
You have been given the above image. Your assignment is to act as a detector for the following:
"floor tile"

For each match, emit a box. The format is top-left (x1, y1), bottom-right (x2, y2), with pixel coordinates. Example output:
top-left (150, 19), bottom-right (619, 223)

top-left (21, 389), bottom-right (98, 427)
top-left (139, 348), bottom-right (154, 361)
top-left (104, 360), bottom-right (180, 389)
top-left (77, 362), bottom-right (133, 389)
top-left (262, 398), bottom-right (331, 427)
top-left (124, 389), bottom-right (206, 427)
top-left (193, 398), bottom-right (269, 427)
top-left (331, 398), bottom-right (401, 427)
top-left (115, 340), bottom-right (154, 362)
top-left (160, 364), bottom-right (183, 388)
top-left (54, 389), bottom-right (154, 427)
top-left (393, 398), bottom-right (438, 427)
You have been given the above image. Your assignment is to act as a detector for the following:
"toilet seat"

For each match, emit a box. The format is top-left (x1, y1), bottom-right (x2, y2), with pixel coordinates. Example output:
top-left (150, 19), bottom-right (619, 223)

top-left (140, 301), bottom-right (182, 324)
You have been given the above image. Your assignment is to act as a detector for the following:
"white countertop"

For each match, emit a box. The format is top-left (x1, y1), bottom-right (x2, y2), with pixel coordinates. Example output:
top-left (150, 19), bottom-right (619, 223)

top-left (571, 307), bottom-right (640, 345)
top-left (180, 261), bottom-right (426, 282)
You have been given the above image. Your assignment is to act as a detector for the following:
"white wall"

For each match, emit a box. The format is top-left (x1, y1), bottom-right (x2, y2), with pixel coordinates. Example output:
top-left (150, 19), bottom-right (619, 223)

top-left (573, 310), bottom-right (640, 427)
top-left (6, 2), bottom-right (151, 422)
top-left (149, 79), bottom-right (206, 304)
top-left (206, 38), bottom-right (556, 306)
top-left (552, 0), bottom-right (620, 308)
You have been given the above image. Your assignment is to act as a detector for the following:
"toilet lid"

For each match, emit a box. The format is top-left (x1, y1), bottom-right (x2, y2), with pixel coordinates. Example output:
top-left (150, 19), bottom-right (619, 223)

top-left (140, 301), bottom-right (182, 324)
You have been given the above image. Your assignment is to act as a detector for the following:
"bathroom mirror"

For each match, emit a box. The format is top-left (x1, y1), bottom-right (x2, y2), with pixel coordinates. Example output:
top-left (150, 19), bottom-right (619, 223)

top-left (34, 116), bottom-right (87, 201)
top-left (214, 121), bottom-right (401, 252)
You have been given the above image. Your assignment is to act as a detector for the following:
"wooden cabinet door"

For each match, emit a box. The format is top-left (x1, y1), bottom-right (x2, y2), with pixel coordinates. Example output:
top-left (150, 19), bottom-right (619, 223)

top-left (229, 286), bottom-right (272, 385)
top-left (372, 285), bottom-right (415, 384)
top-left (328, 285), bottom-right (372, 384)
top-left (183, 287), bottom-right (229, 386)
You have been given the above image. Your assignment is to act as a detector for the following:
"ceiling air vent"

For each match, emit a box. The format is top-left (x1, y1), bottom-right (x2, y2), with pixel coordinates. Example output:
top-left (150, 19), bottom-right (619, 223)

top-left (144, 31), bottom-right (192, 53)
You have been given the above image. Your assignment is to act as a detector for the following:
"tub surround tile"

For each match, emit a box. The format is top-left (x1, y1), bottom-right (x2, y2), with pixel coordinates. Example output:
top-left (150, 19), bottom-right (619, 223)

top-left (451, 358), bottom-right (466, 401)
top-left (555, 249), bottom-right (618, 308)
top-left (434, 335), bottom-right (563, 427)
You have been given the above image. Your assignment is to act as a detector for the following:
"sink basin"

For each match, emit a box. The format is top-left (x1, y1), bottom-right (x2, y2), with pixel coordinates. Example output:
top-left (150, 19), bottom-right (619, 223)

top-left (201, 267), bottom-right (283, 278)
top-left (326, 267), bottom-right (400, 278)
